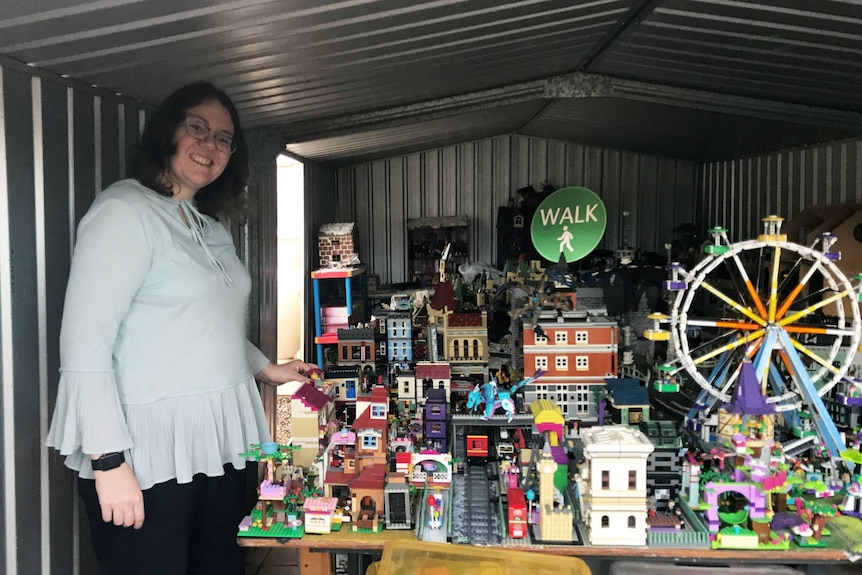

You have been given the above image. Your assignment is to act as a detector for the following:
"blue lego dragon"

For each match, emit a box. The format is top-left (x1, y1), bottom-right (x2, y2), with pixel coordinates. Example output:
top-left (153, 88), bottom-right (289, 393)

top-left (466, 370), bottom-right (547, 422)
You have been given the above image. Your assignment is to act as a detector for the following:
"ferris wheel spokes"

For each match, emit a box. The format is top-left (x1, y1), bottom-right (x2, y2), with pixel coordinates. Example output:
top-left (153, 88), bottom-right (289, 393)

top-left (775, 256), bottom-right (826, 320)
top-left (727, 249), bottom-right (767, 318)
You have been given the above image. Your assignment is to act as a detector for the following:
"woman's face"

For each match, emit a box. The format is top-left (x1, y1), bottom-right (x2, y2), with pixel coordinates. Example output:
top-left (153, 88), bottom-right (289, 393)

top-left (167, 100), bottom-right (234, 200)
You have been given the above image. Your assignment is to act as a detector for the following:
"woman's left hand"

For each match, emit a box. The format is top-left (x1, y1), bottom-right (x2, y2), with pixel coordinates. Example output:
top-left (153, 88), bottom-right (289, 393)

top-left (255, 359), bottom-right (322, 386)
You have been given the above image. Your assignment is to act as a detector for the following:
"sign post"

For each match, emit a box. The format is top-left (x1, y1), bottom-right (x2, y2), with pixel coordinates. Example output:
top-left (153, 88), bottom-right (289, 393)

top-left (530, 186), bottom-right (607, 263)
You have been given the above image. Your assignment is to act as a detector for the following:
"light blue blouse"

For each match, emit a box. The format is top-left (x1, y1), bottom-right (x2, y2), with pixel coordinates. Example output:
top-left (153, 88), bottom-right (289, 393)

top-left (46, 179), bottom-right (271, 490)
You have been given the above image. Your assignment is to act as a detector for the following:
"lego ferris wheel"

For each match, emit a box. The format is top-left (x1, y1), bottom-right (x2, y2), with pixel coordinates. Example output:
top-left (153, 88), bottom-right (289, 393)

top-left (653, 215), bottom-right (862, 457)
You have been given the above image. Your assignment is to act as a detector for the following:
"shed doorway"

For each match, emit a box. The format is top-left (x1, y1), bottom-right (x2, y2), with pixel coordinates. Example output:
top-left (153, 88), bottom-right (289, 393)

top-left (276, 154), bottom-right (305, 362)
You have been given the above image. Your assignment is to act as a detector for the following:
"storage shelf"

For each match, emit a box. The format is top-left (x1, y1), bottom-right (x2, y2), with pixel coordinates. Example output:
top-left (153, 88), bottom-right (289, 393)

top-left (311, 266), bottom-right (367, 367)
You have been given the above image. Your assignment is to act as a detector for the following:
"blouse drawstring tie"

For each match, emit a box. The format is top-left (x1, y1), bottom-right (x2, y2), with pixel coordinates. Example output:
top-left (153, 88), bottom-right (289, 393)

top-left (178, 201), bottom-right (233, 285)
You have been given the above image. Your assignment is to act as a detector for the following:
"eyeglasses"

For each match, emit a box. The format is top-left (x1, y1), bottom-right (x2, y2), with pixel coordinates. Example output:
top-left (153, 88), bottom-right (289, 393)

top-left (182, 116), bottom-right (236, 154)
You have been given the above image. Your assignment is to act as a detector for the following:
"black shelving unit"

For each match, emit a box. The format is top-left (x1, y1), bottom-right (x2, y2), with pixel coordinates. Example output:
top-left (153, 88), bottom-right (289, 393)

top-left (407, 216), bottom-right (469, 286)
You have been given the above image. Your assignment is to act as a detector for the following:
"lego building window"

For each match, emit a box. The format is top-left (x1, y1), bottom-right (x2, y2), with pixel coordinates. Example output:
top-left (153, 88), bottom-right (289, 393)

top-left (576, 356), bottom-right (589, 370)
top-left (362, 435), bottom-right (378, 449)
top-left (431, 422), bottom-right (442, 433)
top-left (601, 515), bottom-right (609, 528)
top-left (535, 356), bottom-right (548, 370)
top-left (575, 331), bottom-right (588, 344)
top-left (473, 339), bottom-right (479, 357)
top-left (627, 515), bottom-right (636, 528)
top-left (535, 331), bottom-right (548, 344)
top-left (555, 356), bottom-right (568, 370)
top-left (601, 470), bottom-right (609, 489)
top-left (371, 405), bottom-right (386, 419)
top-left (555, 331), bottom-right (567, 344)
top-left (628, 470), bottom-right (637, 489)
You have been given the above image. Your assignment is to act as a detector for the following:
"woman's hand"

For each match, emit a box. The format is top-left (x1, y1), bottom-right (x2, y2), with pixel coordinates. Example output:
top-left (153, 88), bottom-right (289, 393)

top-left (94, 463), bottom-right (145, 529)
top-left (255, 359), bottom-right (322, 386)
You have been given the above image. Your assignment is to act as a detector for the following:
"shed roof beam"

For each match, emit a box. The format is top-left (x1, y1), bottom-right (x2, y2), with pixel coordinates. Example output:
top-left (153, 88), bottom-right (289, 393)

top-left (278, 71), bottom-right (861, 144)
top-left (278, 79), bottom-right (546, 143)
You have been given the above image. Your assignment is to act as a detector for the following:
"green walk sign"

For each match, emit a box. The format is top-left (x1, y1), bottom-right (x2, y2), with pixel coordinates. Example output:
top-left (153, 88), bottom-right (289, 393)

top-left (530, 186), bottom-right (606, 263)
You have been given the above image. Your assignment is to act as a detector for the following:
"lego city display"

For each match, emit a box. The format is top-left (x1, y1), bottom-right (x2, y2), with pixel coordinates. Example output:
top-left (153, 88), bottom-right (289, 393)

top-left (236, 209), bottom-right (862, 559)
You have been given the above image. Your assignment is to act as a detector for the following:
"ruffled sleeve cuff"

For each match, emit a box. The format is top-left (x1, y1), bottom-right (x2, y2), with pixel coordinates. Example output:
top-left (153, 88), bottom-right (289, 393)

top-left (46, 370), bottom-right (133, 456)
top-left (245, 340), bottom-right (271, 375)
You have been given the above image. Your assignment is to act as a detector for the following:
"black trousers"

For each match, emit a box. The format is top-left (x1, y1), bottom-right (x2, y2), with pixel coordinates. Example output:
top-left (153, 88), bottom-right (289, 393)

top-left (79, 464), bottom-right (255, 575)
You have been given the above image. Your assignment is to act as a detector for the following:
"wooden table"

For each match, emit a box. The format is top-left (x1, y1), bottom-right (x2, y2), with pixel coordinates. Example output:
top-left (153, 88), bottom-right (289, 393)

top-left (239, 528), bottom-right (858, 575)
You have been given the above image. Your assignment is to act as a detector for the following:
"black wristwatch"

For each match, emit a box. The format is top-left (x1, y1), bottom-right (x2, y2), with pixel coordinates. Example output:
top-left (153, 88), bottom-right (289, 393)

top-left (91, 452), bottom-right (125, 472)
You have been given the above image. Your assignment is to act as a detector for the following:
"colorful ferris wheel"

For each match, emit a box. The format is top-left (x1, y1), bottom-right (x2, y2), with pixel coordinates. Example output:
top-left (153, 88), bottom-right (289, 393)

top-left (651, 215), bottom-right (862, 457)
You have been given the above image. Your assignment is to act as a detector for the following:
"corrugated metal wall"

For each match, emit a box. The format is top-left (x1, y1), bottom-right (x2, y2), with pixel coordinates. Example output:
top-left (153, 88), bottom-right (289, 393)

top-left (0, 59), bottom-right (149, 575)
top-left (335, 134), bottom-right (698, 284)
top-left (699, 138), bottom-right (862, 242)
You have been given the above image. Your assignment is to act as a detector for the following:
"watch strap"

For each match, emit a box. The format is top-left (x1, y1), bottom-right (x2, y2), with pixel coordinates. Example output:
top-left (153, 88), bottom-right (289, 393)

top-left (91, 451), bottom-right (125, 472)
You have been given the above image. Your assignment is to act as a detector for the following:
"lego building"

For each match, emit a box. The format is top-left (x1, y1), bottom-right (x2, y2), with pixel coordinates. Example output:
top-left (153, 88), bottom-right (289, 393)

top-left (336, 326), bottom-right (375, 371)
top-left (423, 388), bottom-right (448, 452)
top-left (639, 420), bottom-right (683, 511)
top-left (522, 310), bottom-right (618, 420)
top-left (318, 222), bottom-right (359, 268)
top-left (415, 361), bottom-right (451, 403)
top-left (440, 311), bottom-right (488, 364)
top-left (288, 382), bottom-right (336, 468)
top-left (580, 425), bottom-right (654, 546)
top-left (375, 310), bottom-right (413, 364)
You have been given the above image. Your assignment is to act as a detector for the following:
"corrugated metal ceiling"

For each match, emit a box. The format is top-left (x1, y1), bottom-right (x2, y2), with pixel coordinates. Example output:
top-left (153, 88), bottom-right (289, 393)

top-left (2, 0), bottom-right (860, 164)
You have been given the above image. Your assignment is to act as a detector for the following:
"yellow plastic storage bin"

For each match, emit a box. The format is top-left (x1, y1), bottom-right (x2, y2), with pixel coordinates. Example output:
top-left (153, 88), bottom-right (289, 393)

top-left (367, 540), bottom-right (591, 575)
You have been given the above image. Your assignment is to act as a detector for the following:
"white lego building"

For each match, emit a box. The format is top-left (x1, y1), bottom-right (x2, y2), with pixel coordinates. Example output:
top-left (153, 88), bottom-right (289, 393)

top-left (580, 425), bottom-right (654, 546)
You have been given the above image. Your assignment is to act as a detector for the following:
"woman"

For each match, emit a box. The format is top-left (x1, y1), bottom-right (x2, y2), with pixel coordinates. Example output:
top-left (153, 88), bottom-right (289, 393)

top-left (46, 82), bottom-right (317, 574)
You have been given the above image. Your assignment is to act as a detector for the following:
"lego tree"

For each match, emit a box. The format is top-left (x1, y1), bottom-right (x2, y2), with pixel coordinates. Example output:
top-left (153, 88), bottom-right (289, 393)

top-left (795, 498), bottom-right (839, 541)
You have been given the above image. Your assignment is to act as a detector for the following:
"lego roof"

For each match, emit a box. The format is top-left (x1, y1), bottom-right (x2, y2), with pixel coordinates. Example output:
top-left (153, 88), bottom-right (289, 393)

top-left (415, 363), bottom-right (450, 379)
top-left (371, 386), bottom-right (389, 403)
top-left (352, 407), bottom-right (387, 431)
top-left (324, 365), bottom-right (361, 378)
top-left (447, 313), bottom-right (484, 327)
top-left (350, 464), bottom-right (387, 490)
top-left (318, 223), bottom-right (354, 236)
top-left (605, 377), bottom-right (650, 407)
top-left (425, 388), bottom-right (447, 404)
top-left (293, 383), bottom-right (333, 412)
top-left (723, 361), bottom-right (776, 416)
top-left (581, 425), bottom-right (655, 453)
top-left (337, 327), bottom-right (375, 341)
top-left (331, 431), bottom-right (356, 445)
